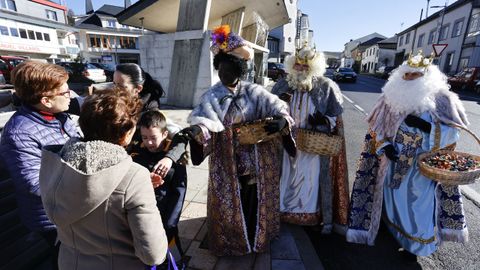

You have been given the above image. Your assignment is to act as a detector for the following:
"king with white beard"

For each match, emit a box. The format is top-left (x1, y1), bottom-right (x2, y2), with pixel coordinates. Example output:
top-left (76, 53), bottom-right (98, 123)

top-left (272, 45), bottom-right (349, 233)
top-left (347, 52), bottom-right (470, 259)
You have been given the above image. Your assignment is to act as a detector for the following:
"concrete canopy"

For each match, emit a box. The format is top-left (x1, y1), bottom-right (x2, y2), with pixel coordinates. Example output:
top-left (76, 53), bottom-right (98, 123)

top-left (116, 0), bottom-right (289, 32)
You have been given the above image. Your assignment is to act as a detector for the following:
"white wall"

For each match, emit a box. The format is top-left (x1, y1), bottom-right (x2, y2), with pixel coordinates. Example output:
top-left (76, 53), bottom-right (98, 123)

top-left (0, 18), bottom-right (60, 56)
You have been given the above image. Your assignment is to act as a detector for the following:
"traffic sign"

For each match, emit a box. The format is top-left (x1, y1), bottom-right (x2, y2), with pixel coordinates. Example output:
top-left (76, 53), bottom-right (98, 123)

top-left (432, 44), bottom-right (448, 57)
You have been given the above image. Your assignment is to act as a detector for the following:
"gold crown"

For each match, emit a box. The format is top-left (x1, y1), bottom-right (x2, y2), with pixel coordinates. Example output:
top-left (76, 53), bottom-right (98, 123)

top-left (406, 50), bottom-right (434, 68)
top-left (295, 42), bottom-right (316, 65)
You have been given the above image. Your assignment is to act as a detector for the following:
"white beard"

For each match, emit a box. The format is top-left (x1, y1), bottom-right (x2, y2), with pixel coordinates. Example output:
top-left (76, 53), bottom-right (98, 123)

top-left (285, 70), bottom-right (314, 92)
top-left (382, 64), bottom-right (450, 115)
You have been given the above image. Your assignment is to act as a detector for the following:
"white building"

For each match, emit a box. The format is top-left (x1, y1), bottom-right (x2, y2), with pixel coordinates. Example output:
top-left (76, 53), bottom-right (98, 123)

top-left (361, 36), bottom-right (397, 73)
top-left (267, 0), bottom-right (298, 63)
top-left (74, 4), bottom-right (143, 68)
top-left (341, 33), bottom-right (386, 68)
top-left (395, 0), bottom-right (479, 74)
top-left (0, 0), bottom-right (79, 62)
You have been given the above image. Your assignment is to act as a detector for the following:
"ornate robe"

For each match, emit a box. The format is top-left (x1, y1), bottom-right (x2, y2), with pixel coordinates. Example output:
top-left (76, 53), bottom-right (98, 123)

top-left (272, 77), bottom-right (349, 232)
top-left (347, 91), bottom-right (470, 256)
top-left (187, 81), bottom-right (294, 256)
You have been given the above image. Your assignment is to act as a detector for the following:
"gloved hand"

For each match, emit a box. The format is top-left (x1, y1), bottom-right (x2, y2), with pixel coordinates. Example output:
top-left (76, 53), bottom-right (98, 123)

top-left (263, 116), bottom-right (288, 135)
top-left (308, 111), bottom-right (329, 127)
top-left (279, 92), bottom-right (292, 103)
top-left (404, 115), bottom-right (431, 133)
top-left (382, 144), bottom-right (398, 162)
top-left (180, 125), bottom-right (202, 141)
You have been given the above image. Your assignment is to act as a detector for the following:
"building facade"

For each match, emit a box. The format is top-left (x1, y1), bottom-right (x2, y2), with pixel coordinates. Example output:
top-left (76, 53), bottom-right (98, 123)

top-left (341, 33), bottom-right (386, 68)
top-left (395, 0), bottom-right (479, 74)
top-left (74, 4), bottom-right (143, 68)
top-left (268, 0), bottom-right (297, 63)
top-left (0, 0), bottom-right (79, 62)
top-left (361, 36), bottom-right (397, 73)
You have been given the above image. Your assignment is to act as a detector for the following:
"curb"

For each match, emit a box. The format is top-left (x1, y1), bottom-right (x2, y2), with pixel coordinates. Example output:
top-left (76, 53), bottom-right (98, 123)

top-left (461, 186), bottom-right (480, 208)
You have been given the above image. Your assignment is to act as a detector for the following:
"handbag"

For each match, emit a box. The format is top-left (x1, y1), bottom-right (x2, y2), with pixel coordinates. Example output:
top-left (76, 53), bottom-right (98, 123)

top-left (145, 249), bottom-right (182, 270)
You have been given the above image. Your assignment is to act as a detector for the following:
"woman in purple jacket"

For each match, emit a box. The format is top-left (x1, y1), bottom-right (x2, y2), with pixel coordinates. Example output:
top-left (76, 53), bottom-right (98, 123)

top-left (0, 61), bottom-right (78, 267)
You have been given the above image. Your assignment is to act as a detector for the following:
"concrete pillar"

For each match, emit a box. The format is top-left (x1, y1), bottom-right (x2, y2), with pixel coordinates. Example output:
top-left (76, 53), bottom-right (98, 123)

top-left (221, 8), bottom-right (245, 35)
top-left (167, 0), bottom-right (211, 108)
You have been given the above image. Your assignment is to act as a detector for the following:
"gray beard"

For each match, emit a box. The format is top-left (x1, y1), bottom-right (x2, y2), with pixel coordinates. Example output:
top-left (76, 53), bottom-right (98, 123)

top-left (286, 71), bottom-right (314, 92)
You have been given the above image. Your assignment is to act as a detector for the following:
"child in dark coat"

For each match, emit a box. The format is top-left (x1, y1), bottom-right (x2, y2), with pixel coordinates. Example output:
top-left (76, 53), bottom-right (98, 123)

top-left (130, 110), bottom-right (187, 258)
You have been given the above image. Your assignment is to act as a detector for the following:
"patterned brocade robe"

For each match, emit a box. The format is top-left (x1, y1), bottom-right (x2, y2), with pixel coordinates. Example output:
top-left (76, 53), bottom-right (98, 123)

top-left (272, 77), bottom-right (350, 232)
top-left (187, 81), bottom-right (294, 256)
top-left (347, 92), bottom-right (470, 256)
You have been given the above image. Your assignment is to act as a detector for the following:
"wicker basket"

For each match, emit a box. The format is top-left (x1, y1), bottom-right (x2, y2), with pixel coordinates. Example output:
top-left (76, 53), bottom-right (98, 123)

top-left (296, 128), bottom-right (343, 156)
top-left (417, 124), bottom-right (480, 185)
top-left (233, 118), bottom-right (279, 145)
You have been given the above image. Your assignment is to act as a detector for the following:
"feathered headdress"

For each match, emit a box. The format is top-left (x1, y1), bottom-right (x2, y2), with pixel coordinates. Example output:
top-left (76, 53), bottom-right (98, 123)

top-left (210, 25), bottom-right (253, 60)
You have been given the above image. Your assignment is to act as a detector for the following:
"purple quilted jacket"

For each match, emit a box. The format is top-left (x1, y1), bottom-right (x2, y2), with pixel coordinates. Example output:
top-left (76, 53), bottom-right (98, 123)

top-left (0, 105), bottom-right (78, 233)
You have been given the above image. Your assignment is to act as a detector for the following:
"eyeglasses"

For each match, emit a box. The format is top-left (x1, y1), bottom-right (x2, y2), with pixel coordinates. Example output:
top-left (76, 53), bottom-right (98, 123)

top-left (48, 90), bottom-right (71, 98)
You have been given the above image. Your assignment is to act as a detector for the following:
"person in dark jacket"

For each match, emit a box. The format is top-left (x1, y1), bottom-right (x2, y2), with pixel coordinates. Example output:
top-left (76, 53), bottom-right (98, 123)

top-left (113, 63), bottom-right (164, 111)
top-left (0, 61), bottom-right (78, 266)
top-left (130, 109), bottom-right (187, 260)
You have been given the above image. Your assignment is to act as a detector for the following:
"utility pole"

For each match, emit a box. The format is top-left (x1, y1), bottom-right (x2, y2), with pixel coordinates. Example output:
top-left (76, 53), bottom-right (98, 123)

top-left (425, 0), bottom-right (431, 19)
top-left (431, 2), bottom-right (447, 44)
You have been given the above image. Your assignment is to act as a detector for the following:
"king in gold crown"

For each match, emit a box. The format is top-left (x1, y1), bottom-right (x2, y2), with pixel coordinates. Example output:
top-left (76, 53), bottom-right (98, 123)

top-left (295, 42), bottom-right (316, 66)
top-left (406, 50), bottom-right (434, 69)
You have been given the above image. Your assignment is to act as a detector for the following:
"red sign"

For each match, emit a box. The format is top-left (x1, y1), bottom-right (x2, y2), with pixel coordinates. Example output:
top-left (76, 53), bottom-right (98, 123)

top-left (432, 44), bottom-right (448, 57)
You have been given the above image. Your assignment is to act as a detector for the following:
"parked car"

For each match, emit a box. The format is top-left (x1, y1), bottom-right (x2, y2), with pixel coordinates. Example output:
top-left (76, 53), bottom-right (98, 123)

top-left (334, 67), bottom-right (357, 82)
top-left (0, 56), bottom-right (26, 83)
top-left (381, 67), bottom-right (395, 80)
top-left (324, 68), bottom-right (335, 80)
top-left (57, 62), bottom-right (107, 83)
top-left (0, 72), bottom-right (5, 86)
top-left (448, 67), bottom-right (480, 91)
top-left (89, 63), bottom-right (114, 82)
top-left (267, 62), bottom-right (287, 81)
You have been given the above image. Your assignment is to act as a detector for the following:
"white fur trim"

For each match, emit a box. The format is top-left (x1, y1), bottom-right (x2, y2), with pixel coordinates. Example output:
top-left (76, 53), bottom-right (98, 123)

top-left (439, 228), bottom-right (469, 243)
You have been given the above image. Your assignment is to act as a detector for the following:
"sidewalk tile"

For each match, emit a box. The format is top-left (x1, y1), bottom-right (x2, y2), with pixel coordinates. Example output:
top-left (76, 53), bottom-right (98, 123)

top-left (253, 252), bottom-right (271, 270)
top-left (214, 254), bottom-right (255, 270)
top-left (194, 220), bottom-right (208, 242)
top-left (192, 186), bottom-right (208, 204)
top-left (185, 240), bottom-right (218, 270)
top-left (181, 202), bottom-right (207, 219)
top-left (178, 218), bottom-right (205, 240)
top-left (271, 259), bottom-right (305, 270)
top-left (270, 227), bottom-right (301, 260)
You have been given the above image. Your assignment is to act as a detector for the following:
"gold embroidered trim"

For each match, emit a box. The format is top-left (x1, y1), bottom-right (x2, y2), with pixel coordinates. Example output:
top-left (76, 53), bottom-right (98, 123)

top-left (383, 216), bottom-right (436, 244)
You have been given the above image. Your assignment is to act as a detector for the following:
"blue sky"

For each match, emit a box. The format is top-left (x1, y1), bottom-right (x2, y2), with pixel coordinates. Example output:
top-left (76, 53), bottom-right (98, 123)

top-left (65, 0), bottom-right (456, 52)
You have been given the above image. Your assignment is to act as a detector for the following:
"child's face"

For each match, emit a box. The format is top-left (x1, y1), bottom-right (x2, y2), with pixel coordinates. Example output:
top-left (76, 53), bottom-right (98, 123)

top-left (140, 126), bottom-right (168, 153)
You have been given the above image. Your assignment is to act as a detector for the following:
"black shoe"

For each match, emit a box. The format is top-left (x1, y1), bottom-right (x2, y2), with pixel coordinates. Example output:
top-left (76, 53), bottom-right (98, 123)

top-left (398, 248), bottom-right (417, 262)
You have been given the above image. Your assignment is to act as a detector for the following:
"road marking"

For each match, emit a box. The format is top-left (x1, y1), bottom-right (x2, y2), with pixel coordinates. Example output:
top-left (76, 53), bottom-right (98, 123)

top-left (461, 186), bottom-right (480, 207)
top-left (342, 94), bottom-right (353, 103)
top-left (342, 93), bottom-right (368, 116)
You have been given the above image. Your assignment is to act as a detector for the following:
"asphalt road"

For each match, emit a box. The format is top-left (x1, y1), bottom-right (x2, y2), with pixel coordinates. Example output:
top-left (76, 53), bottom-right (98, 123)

top-left (306, 74), bottom-right (480, 270)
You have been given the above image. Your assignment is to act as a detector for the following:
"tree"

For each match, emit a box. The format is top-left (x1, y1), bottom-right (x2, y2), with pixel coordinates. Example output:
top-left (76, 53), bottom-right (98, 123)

top-left (67, 9), bottom-right (75, 26)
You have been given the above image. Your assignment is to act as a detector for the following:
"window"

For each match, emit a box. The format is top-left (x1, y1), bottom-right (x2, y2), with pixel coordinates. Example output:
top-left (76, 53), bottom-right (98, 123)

top-left (459, 58), bottom-right (469, 70)
top-left (19, 28), bottom-right (27, 38)
top-left (439, 25), bottom-right (449, 41)
top-left (398, 36), bottom-right (404, 47)
top-left (417, 34), bottom-right (425, 47)
top-left (9, 27), bottom-right (18, 37)
top-left (428, 30), bottom-right (436, 44)
top-left (27, 30), bottom-right (35, 40)
top-left (452, 19), bottom-right (464, 38)
top-left (35, 31), bottom-right (43, 40)
top-left (1, 0), bottom-right (17, 11)
top-left (43, 33), bottom-right (50, 41)
top-left (468, 12), bottom-right (480, 37)
top-left (0, 25), bottom-right (8, 35)
top-left (107, 20), bottom-right (116, 28)
top-left (45, 10), bottom-right (58, 21)
top-left (405, 33), bottom-right (410, 44)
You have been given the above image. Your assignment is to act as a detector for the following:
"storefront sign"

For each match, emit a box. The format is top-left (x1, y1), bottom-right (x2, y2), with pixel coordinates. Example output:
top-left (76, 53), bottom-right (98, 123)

top-left (0, 42), bottom-right (59, 54)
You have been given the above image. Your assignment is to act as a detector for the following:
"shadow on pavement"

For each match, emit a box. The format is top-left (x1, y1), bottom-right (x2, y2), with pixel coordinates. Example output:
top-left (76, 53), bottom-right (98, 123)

top-left (305, 221), bottom-right (422, 270)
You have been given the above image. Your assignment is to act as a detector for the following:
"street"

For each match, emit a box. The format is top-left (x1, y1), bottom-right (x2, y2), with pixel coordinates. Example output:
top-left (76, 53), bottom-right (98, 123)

top-left (306, 75), bottom-right (480, 270)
